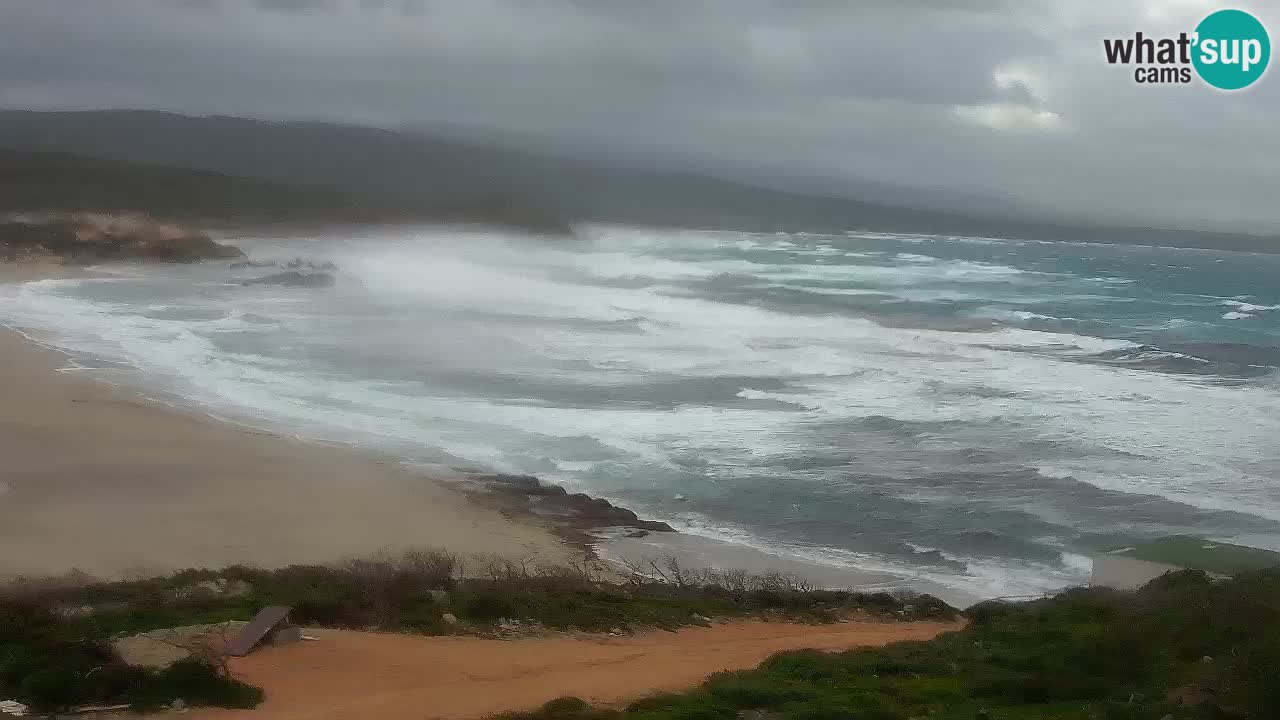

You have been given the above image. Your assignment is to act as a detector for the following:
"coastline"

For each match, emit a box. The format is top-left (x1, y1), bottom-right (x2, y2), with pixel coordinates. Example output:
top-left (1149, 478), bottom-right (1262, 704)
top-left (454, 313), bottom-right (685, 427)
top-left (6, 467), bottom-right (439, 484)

top-left (0, 264), bottom-right (578, 579)
top-left (0, 262), bottom-right (972, 604)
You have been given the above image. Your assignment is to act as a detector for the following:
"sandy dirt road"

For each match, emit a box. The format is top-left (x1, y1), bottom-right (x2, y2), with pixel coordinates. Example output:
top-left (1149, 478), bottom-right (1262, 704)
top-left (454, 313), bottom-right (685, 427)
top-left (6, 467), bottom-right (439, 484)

top-left (184, 618), bottom-right (962, 720)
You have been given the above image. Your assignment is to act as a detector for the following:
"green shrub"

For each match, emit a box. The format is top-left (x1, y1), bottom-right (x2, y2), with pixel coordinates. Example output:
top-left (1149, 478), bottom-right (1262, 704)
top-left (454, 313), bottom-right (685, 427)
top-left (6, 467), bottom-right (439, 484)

top-left (705, 670), bottom-right (818, 706)
top-left (540, 569), bottom-right (1280, 719)
top-left (127, 658), bottom-right (264, 711)
top-left (0, 598), bottom-right (261, 713)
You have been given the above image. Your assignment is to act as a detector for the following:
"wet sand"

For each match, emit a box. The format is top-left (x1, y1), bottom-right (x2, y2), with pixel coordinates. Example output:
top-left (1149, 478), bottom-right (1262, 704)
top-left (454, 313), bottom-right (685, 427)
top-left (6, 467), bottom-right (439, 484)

top-left (183, 618), bottom-right (963, 720)
top-left (0, 266), bottom-right (575, 578)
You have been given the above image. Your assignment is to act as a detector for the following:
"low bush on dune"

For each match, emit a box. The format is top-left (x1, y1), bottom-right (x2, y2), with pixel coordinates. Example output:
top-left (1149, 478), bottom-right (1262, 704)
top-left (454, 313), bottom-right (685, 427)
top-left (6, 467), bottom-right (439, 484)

top-left (5, 552), bottom-right (955, 642)
top-left (0, 599), bottom-right (262, 714)
top-left (495, 569), bottom-right (1280, 720)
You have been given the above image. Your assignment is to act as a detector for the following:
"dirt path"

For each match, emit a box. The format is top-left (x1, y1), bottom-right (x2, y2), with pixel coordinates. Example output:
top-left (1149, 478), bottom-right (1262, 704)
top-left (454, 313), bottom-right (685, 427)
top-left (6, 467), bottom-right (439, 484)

top-left (185, 618), bottom-right (962, 720)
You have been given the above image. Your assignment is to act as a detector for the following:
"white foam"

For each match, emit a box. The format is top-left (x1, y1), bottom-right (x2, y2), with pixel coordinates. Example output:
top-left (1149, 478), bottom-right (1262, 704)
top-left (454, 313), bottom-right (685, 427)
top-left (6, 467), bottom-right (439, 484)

top-left (1010, 310), bottom-right (1059, 321)
top-left (1222, 300), bottom-right (1280, 313)
top-left (641, 510), bottom-right (1089, 600)
top-left (5, 225), bottom-right (1279, 600)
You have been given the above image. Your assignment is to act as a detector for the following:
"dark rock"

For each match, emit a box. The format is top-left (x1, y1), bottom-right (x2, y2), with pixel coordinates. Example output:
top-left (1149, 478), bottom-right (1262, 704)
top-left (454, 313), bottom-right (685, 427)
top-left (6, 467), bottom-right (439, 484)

top-left (271, 625), bottom-right (303, 647)
top-left (242, 271), bottom-right (335, 288)
top-left (625, 530), bottom-right (650, 539)
top-left (1167, 685), bottom-right (1211, 706)
top-left (230, 259), bottom-right (277, 269)
top-left (636, 519), bottom-right (676, 532)
top-left (1, 213), bottom-right (243, 264)
top-left (283, 257), bottom-right (337, 271)
top-left (474, 474), bottom-right (568, 497)
top-left (474, 472), bottom-right (675, 533)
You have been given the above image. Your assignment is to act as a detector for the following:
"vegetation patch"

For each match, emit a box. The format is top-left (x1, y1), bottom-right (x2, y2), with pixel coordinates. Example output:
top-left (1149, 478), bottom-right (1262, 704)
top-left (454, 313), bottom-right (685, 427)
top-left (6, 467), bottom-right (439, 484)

top-left (0, 598), bottom-right (261, 714)
top-left (0, 552), bottom-right (951, 714)
top-left (495, 569), bottom-right (1280, 720)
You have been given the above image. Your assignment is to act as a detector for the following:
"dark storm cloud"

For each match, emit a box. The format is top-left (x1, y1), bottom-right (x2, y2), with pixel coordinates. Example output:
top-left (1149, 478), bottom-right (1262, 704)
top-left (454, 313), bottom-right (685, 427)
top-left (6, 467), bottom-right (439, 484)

top-left (0, 0), bottom-right (1277, 229)
top-left (251, 0), bottom-right (336, 10)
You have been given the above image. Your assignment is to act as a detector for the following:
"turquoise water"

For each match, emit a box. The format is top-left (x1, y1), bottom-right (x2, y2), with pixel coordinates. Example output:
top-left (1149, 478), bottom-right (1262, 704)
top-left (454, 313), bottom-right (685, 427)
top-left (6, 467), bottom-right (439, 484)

top-left (4, 225), bottom-right (1278, 597)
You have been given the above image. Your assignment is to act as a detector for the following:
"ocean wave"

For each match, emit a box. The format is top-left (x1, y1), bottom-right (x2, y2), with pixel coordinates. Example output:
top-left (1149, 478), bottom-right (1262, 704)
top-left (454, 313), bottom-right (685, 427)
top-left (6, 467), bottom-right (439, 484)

top-left (1010, 310), bottom-right (1060, 321)
top-left (1222, 300), bottom-right (1280, 312)
top-left (977, 307), bottom-right (1069, 323)
top-left (601, 508), bottom-right (1092, 601)
top-left (6, 225), bottom-right (1280, 601)
top-left (964, 326), bottom-right (1136, 354)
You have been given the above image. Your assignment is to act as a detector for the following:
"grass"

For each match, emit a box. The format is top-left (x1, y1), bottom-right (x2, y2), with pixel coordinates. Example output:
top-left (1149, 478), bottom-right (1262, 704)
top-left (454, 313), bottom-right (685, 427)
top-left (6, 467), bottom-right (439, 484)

top-left (496, 568), bottom-right (1280, 720)
top-left (1107, 536), bottom-right (1280, 575)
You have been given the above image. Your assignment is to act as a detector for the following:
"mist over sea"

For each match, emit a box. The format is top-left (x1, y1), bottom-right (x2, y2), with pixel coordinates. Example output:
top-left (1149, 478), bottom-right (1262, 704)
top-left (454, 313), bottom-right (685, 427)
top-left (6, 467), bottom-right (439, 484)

top-left (5, 225), bottom-right (1279, 599)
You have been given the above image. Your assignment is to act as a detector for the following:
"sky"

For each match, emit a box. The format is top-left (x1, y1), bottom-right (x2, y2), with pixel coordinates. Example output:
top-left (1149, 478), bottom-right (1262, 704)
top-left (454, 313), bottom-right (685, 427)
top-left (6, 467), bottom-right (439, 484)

top-left (1, 0), bottom-right (1278, 230)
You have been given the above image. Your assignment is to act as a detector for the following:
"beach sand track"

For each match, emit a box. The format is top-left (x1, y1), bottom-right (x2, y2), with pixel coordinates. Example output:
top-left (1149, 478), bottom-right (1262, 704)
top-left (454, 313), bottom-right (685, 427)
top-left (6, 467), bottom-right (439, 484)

top-left (183, 618), bottom-right (962, 720)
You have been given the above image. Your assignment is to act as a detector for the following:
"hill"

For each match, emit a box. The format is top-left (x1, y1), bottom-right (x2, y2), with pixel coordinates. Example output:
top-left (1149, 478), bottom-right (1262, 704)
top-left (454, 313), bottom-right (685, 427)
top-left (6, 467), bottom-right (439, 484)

top-left (0, 110), bottom-right (1277, 252)
top-left (0, 149), bottom-right (365, 224)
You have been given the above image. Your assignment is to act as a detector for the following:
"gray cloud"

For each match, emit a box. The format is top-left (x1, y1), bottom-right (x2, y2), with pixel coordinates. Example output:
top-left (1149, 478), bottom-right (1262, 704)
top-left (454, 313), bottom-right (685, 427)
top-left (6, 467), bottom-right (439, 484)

top-left (1, 0), bottom-right (1277, 229)
top-left (250, 0), bottom-right (337, 12)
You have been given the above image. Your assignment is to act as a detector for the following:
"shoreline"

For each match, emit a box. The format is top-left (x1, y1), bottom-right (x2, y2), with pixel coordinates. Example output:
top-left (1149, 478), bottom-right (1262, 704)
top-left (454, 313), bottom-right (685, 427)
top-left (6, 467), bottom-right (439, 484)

top-left (0, 262), bottom-right (971, 605)
top-left (0, 265), bottom-right (580, 579)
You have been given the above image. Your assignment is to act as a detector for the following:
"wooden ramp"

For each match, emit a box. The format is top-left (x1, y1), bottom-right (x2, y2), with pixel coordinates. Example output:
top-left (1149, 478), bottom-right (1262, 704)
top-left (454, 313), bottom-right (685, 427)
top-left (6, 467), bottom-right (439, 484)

top-left (225, 606), bottom-right (292, 657)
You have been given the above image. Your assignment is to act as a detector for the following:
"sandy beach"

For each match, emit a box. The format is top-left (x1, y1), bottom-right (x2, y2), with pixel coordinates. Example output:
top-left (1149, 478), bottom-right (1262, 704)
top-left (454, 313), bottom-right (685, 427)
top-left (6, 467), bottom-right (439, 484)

top-left (0, 266), bottom-right (574, 579)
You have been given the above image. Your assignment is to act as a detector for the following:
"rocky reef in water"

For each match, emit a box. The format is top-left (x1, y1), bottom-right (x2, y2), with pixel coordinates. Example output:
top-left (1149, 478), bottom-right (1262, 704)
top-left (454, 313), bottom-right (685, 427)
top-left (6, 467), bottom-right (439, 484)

top-left (241, 270), bottom-right (336, 287)
top-left (471, 473), bottom-right (675, 534)
top-left (0, 213), bottom-right (243, 264)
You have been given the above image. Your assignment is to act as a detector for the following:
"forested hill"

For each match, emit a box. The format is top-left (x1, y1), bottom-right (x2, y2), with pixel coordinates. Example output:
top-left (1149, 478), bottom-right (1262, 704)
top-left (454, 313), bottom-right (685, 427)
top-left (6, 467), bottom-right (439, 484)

top-left (0, 149), bottom-right (363, 223)
top-left (1, 110), bottom-right (1277, 252)
top-left (0, 148), bottom-right (572, 232)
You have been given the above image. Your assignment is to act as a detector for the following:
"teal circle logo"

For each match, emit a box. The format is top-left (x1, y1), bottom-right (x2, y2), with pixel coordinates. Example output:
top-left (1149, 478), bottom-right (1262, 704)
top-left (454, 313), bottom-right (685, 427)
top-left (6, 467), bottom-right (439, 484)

top-left (1192, 9), bottom-right (1270, 90)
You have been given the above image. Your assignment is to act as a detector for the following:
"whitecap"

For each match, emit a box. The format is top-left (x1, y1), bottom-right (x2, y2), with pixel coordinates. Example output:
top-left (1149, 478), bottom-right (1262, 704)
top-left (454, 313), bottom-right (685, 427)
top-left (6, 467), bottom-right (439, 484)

top-left (1222, 300), bottom-right (1280, 313)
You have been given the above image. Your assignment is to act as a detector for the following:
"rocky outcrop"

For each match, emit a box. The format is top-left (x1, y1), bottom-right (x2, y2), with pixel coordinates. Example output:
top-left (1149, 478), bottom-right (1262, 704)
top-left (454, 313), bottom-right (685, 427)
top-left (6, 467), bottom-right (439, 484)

top-left (231, 257), bottom-right (337, 272)
top-left (229, 259), bottom-right (277, 269)
top-left (0, 212), bottom-right (243, 264)
top-left (473, 473), bottom-right (675, 533)
top-left (241, 270), bottom-right (335, 288)
top-left (283, 258), bottom-right (337, 272)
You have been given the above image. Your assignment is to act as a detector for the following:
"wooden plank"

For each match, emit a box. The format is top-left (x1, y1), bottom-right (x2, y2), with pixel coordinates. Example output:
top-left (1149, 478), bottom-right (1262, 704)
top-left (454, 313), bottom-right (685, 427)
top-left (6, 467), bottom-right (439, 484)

top-left (225, 606), bottom-right (292, 657)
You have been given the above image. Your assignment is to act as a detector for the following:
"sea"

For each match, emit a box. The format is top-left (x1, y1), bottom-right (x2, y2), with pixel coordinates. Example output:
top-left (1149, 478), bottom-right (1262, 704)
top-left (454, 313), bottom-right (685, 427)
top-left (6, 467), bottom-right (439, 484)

top-left (4, 224), bottom-right (1279, 602)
